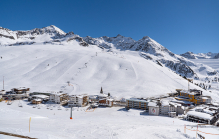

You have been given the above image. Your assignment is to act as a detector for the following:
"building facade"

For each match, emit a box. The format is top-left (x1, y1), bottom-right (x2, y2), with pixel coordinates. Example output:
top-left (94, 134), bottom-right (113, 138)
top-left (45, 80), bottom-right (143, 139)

top-left (126, 98), bottom-right (149, 110)
top-left (68, 94), bottom-right (88, 107)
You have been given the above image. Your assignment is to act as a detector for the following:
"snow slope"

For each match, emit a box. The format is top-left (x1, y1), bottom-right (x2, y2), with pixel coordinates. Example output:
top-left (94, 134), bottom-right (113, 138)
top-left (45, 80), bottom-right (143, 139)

top-left (0, 44), bottom-right (206, 99)
top-left (1, 25), bottom-right (218, 79)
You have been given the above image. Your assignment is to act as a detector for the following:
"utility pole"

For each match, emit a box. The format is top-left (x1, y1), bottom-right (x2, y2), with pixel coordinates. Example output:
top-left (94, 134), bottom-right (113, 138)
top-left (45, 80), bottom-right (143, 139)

top-left (3, 76), bottom-right (4, 90)
top-left (70, 106), bottom-right (73, 119)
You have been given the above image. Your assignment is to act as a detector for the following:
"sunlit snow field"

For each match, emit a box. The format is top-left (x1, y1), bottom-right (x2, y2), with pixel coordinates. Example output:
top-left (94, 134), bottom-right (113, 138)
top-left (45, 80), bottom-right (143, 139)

top-left (191, 59), bottom-right (219, 70)
top-left (1, 100), bottom-right (219, 139)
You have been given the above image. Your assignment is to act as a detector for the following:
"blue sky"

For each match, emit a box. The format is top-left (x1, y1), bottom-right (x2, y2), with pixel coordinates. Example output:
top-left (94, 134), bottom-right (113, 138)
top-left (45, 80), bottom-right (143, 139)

top-left (0, 0), bottom-right (218, 54)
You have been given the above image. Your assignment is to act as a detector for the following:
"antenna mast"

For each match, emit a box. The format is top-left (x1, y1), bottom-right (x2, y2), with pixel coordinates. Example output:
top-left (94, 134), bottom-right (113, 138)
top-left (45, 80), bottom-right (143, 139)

top-left (3, 76), bottom-right (4, 90)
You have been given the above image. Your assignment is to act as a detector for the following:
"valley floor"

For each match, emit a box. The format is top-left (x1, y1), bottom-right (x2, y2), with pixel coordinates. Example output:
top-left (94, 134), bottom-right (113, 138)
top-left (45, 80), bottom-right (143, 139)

top-left (0, 100), bottom-right (219, 139)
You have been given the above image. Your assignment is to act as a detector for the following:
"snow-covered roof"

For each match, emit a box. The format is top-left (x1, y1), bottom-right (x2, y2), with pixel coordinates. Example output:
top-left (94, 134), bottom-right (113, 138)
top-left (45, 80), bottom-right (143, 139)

top-left (13, 87), bottom-right (29, 90)
top-left (33, 99), bottom-right (42, 102)
top-left (161, 100), bottom-right (169, 106)
top-left (202, 97), bottom-right (210, 99)
top-left (180, 90), bottom-right (200, 95)
top-left (202, 109), bottom-right (215, 115)
top-left (171, 99), bottom-right (194, 105)
top-left (187, 111), bottom-right (213, 120)
top-left (69, 94), bottom-right (87, 98)
top-left (127, 98), bottom-right (149, 103)
top-left (77, 95), bottom-right (83, 98)
top-left (32, 95), bottom-right (49, 99)
top-left (50, 92), bottom-right (66, 96)
top-left (148, 102), bottom-right (157, 107)
top-left (169, 102), bottom-right (181, 107)
top-left (107, 99), bottom-right (114, 101)
top-left (89, 95), bottom-right (98, 99)
top-left (98, 93), bottom-right (108, 97)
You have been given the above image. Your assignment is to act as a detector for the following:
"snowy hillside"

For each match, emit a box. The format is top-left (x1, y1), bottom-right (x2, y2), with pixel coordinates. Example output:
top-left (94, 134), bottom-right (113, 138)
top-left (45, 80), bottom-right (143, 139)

top-left (181, 51), bottom-right (219, 59)
top-left (0, 25), bottom-right (218, 96)
top-left (0, 44), bottom-right (204, 99)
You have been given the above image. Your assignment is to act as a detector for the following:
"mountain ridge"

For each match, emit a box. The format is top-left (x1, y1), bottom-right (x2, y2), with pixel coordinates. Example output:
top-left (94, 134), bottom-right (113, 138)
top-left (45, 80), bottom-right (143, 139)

top-left (181, 51), bottom-right (219, 59)
top-left (0, 25), bottom-right (218, 79)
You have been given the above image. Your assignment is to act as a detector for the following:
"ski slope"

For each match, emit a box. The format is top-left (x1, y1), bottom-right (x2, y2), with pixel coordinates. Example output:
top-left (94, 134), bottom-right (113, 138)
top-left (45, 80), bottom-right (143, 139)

top-left (0, 43), bottom-right (211, 99)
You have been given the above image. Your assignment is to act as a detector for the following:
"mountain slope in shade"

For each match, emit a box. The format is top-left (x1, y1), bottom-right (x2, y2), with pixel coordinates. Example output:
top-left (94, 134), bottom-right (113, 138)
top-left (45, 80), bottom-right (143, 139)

top-left (0, 25), bottom-right (218, 80)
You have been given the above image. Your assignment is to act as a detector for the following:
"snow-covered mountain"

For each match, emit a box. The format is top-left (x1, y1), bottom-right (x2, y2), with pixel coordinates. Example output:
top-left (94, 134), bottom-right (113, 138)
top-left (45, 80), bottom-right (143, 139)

top-left (181, 51), bottom-right (219, 59)
top-left (0, 25), bottom-right (218, 80)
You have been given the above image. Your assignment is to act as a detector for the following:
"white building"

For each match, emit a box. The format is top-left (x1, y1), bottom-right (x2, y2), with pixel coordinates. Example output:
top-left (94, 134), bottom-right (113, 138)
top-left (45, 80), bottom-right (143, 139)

top-left (159, 99), bottom-right (185, 116)
top-left (148, 102), bottom-right (159, 116)
top-left (0, 90), bottom-right (6, 95)
top-left (68, 94), bottom-right (88, 107)
top-left (126, 98), bottom-right (149, 110)
top-left (159, 100), bottom-right (177, 115)
top-left (186, 105), bottom-right (219, 124)
top-left (49, 92), bottom-right (68, 105)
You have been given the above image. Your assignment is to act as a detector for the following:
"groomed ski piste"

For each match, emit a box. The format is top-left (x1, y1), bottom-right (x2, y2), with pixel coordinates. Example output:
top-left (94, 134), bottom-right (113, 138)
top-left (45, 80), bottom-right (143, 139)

top-left (0, 44), bottom-right (219, 139)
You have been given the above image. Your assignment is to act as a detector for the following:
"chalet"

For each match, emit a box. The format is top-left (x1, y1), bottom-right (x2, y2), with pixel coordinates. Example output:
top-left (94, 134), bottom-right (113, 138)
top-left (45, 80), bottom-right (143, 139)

top-left (99, 98), bottom-right (114, 107)
top-left (49, 92), bottom-right (68, 105)
top-left (31, 99), bottom-right (42, 104)
top-left (11, 87), bottom-right (30, 94)
top-left (68, 94), bottom-right (88, 107)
